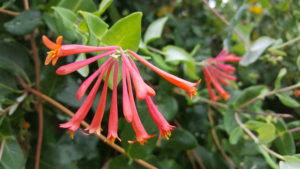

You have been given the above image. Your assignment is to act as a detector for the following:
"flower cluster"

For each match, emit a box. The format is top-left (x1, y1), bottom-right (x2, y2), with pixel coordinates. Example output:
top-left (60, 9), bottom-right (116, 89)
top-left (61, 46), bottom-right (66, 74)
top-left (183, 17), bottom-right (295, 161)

top-left (42, 35), bottom-right (200, 144)
top-left (202, 49), bottom-right (241, 101)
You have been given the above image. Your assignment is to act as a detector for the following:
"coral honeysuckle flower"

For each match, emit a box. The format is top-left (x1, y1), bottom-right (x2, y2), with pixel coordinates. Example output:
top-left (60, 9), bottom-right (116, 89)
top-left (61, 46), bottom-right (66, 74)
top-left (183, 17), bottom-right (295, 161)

top-left (42, 35), bottom-right (119, 66)
top-left (203, 49), bottom-right (241, 101)
top-left (43, 36), bottom-right (200, 144)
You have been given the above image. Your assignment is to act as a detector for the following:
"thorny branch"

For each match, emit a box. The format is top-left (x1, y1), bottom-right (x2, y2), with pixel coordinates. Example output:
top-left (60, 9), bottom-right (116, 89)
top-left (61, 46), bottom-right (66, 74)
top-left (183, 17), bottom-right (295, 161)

top-left (18, 79), bottom-right (158, 169)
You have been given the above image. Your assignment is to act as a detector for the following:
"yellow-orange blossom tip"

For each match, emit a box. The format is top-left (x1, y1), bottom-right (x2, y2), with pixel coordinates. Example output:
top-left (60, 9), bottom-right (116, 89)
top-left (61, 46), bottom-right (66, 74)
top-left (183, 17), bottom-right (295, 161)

top-left (188, 79), bottom-right (201, 99)
top-left (42, 35), bottom-right (63, 66)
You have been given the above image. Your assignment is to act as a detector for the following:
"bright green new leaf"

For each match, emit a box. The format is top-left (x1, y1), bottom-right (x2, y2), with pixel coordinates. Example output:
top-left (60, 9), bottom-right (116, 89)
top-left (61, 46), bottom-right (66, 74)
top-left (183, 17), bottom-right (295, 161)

top-left (276, 94), bottom-right (300, 108)
top-left (96, 0), bottom-right (114, 16)
top-left (275, 68), bottom-right (287, 89)
top-left (79, 11), bottom-right (108, 45)
top-left (101, 12), bottom-right (142, 52)
top-left (144, 16), bottom-right (168, 44)
top-left (4, 10), bottom-right (42, 35)
top-left (58, 0), bottom-right (97, 12)
top-left (240, 37), bottom-right (274, 66)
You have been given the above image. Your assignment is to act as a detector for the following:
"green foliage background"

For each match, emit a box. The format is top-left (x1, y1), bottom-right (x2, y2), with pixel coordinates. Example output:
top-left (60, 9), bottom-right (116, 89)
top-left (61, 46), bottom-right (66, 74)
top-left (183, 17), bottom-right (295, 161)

top-left (0, 0), bottom-right (300, 169)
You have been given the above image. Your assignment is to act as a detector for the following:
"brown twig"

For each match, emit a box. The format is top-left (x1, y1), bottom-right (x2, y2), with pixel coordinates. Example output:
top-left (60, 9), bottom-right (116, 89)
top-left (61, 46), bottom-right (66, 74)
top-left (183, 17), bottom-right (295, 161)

top-left (23, 1), bottom-right (44, 169)
top-left (0, 9), bottom-right (19, 16)
top-left (234, 112), bottom-right (284, 160)
top-left (207, 108), bottom-right (238, 168)
top-left (186, 151), bottom-right (197, 169)
top-left (242, 111), bottom-right (293, 118)
top-left (0, 104), bottom-right (16, 116)
top-left (18, 79), bottom-right (158, 169)
top-left (191, 150), bottom-right (207, 169)
top-left (202, 0), bottom-right (250, 49)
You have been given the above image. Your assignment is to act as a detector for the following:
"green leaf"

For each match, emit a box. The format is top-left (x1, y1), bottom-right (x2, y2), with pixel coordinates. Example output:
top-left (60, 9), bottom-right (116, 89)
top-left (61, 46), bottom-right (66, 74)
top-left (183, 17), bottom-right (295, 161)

top-left (75, 54), bottom-right (89, 77)
top-left (108, 155), bottom-right (142, 169)
top-left (276, 94), bottom-right (300, 108)
top-left (162, 46), bottom-right (199, 80)
top-left (161, 128), bottom-right (198, 150)
top-left (234, 85), bottom-right (268, 107)
top-left (57, 0), bottom-right (97, 12)
top-left (101, 12), bottom-right (142, 52)
top-left (257, 123), bottom-right (276, 144)
top-left (4, 10), bottom-right (42, 35)
top-left (280, 160), bottom-right (300, 169)
top-left (240, 37), bottom-right (275, 66)
top-left (156, 95), bottom-right (178, 120)
top-left (79, 11), bottom-right (108, 45)
top-left (95, 0), bottom-right (114, 16)
top-left (0, 137), bottom-right (26, 169)
top-left (144, 17), bottom-right (168, 44)
top-left (229, 127), bottom-right (243, 145)
top-left (0, 41), bottom-right (31, 83)
top-left (52, 7), bottom-right (79, 41)
top-left (297, 56), bottom-right (300, 71)
top-left (275, 68), bottom-right (287, 89)
top-left (163, 45), bottom-right (194, 63)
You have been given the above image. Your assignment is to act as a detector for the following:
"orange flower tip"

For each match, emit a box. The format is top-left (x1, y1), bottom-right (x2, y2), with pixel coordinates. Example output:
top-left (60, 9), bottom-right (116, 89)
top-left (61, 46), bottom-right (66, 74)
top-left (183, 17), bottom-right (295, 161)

top-left (67, 130), bottom-right (75, 139)
top-left (128, 135), bottom-right (155, 145)
top-left (107, 136), bottom-right (121, 144)
top-left (222, 92), bottom-right (230, 100)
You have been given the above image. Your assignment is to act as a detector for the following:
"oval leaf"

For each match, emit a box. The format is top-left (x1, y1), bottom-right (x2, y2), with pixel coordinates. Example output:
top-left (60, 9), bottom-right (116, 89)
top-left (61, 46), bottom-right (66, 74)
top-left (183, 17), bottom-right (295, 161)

top-left (144, 17), bottom-right (168, 44)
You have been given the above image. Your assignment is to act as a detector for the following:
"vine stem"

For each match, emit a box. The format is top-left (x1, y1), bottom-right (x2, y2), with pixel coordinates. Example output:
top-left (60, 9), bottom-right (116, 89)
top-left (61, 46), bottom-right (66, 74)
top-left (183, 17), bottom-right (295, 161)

top-left (0, 9), bottom-right (19, 16)
top-left (23, 1), bottom-right (44, 169)
top-left (201, 0), bottom-right (250, 49)
top-left (207, 108), bottom-right (238, 168)
top-left (239, 83), bottom-right (300, 109)
top-left (269, 36), bottom-right (300, 50)
top-left (18, 79), bottom-right (158, 169)
top-left (234, 112), bottom-right (284, 160)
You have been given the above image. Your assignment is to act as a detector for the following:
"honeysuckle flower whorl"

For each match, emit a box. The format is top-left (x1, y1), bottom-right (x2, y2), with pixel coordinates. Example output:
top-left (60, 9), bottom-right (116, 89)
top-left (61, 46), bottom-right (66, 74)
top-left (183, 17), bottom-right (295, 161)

top-left (43, 35), bottom-right (200, 144)
top-left (203, 49), bottom-right (241, 101)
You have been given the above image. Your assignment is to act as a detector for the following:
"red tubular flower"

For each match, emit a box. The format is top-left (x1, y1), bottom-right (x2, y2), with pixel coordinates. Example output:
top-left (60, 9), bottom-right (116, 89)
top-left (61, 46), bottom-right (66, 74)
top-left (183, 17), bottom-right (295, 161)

top-left (59, 63), bottom-right (105, 134)
top-left (126, 69), bottom-right (154, 144)
top-left (42, 35), bottom-right (119, 65)
top-left (76, 58), bottom-right (113, 100)
top-left (145, 96), bottom-right (175, 139)
top-left (43, 35), bottom-right (201, 144)
top-left (202, 49), bottom-right (241, 101)
top-left (56, 50), bottom-right (116, 75)
top-left (107, 62), bottom-right (121, 143)
top-left (86, 62), bottom-right (114, 135)
top-left (121, 61), bottom-right (133, 122)
top-left (127, 50), bottom-right (200, 98)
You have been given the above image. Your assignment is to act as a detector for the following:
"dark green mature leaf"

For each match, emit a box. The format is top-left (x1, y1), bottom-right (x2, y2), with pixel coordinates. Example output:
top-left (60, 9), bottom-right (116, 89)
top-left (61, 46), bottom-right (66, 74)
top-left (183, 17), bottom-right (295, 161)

top-left (234, 85), bottom-right (268, 107)
top-left (95, 0), bottom-right (114, 16)
top-left (0, 137), bottom-right (26, 169)
top-left (161, 128), bottom-right (198, 150)
top-left (240, 37), bottom-right (274, 66)
top-left (57, 0), bottom-right (97, 12)
top-left (276, 94), bottom-right (300, 108)
top-left (52, 7), bottom-right (79, 41)
top-left (144, 16), bottom-right (168, 44)
top-left (108, 155), bottom-right (144, 169)
top-left (297, 56), bottom-right (300, 71)
top-left (101, 12), bottom-right (142, 51)
top-left (274, 119), bottom-right (295, 155)
top-left (4, 10), bottom-right (42, 35)
top-left (0, 41), bottom-right (31, 83)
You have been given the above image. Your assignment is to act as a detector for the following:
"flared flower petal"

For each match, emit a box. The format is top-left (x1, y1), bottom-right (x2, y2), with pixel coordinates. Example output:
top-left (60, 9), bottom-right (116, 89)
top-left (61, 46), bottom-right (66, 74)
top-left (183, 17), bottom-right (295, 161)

top-left (145, 96), bottom-right (175, 139)
top-left (56, 50), bottom-right (116, 75)
top-left (42, 35), bottom-right (119, 66)
top-left (107, 62), bottom-right (121, 143)
top-left (128, 50), bottom-right (200, 98)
